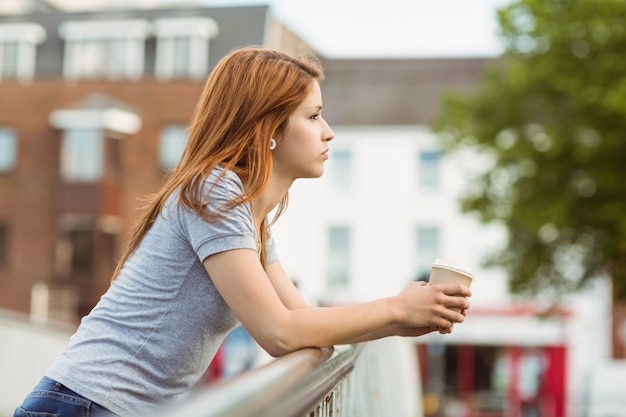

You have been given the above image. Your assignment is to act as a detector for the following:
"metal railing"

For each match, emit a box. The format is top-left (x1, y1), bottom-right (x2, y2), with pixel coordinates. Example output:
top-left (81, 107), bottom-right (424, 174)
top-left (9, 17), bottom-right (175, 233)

top-left (156, 338), bottom-right (422, 417)
top-left (155, 344), bottom-right (359, 417)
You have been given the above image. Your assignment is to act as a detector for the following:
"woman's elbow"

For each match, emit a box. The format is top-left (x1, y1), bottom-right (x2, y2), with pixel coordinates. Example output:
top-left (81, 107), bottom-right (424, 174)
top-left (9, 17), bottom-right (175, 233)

top-left (257, 332), bottom-right (297, 357)
top-left (253, 323), bottom-right (307, 357)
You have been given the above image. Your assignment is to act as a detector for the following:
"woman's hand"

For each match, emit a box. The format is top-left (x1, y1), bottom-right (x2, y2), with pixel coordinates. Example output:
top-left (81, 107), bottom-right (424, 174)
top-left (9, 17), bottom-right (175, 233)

top-left (394, 281), bottom-right (471, 331)
top-left (395, 325), bottom-right (439, 337)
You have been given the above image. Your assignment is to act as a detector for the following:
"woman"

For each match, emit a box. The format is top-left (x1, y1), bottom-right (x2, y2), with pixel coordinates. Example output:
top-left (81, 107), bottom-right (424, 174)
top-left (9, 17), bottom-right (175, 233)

top-left (14, 47), bottom-right (471, 417)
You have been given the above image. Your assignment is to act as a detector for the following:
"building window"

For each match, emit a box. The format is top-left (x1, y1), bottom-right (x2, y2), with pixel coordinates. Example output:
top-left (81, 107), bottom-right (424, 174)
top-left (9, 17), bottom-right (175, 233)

top-left (106, 136), bottom-right (122, 177)
top-left (0, 224), bottom-right (8, 265)
top-left (102, 230), bottom-right (117, 272)
top-left (418, 150), bottom-right (441, 189)
top-left (0, 41), bottom-right (18, 79)
top-left (154, 17), bottom-right (218, 81)
top-left (327, 226), bottom-right (351, 289)
top-left (416, 226), bottom-right (440, 281)
top-left (0, 23), bottom-right (46, 83)
top-left (96, 215), bottom-right (122, 273)
top-left (0, 127), bottom-right (17, 172)
top-left (159, 125), bottom-right (188, 170)
top-left (59, 20), bottom-right (150, 81)
top-left (68, 229), bottom-right (94, 272)
top-left (50, 95), bottom-right (141, 180)
top-left (331, 150), bottom-right (352, 192)
top-left (58, 215), bottom-right (96, 276)
top-left (60, 128), bottom-right (103, 182)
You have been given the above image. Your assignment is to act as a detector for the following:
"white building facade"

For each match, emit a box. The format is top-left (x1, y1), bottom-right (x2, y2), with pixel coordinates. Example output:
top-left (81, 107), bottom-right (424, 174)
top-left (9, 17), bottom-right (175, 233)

top-left (271, 125), bottom-right (508, 306)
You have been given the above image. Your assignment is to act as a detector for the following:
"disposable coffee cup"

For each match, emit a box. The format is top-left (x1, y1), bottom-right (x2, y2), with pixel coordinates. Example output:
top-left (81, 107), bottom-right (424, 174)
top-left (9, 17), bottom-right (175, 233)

top-left (429, 258), bottom-right (474, 312)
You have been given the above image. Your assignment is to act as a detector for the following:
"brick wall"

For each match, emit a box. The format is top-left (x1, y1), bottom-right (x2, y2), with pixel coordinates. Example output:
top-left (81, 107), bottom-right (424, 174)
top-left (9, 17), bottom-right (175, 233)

top-left (0, 79), bottom-right (203, 320)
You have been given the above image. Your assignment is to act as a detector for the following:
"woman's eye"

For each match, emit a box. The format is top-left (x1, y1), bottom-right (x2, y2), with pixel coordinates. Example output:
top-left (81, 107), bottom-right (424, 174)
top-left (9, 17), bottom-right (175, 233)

top-left (310, 113), bottom-right (320, 120)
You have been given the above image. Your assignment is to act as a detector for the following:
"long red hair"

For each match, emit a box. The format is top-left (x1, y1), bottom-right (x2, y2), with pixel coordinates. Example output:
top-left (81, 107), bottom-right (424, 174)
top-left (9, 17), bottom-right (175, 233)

top-left (113, 47), bottom-right (324, 279)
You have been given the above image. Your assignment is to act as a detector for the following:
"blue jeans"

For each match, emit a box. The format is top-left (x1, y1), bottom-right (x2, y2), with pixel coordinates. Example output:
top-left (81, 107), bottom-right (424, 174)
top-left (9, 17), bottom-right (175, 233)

top-left (14, 377), bottom-right (118, 417)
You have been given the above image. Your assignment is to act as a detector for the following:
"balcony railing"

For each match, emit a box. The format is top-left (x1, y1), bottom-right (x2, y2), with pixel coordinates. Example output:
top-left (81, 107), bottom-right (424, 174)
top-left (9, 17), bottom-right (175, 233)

top-left (156, 338), bottom-right (423, 417)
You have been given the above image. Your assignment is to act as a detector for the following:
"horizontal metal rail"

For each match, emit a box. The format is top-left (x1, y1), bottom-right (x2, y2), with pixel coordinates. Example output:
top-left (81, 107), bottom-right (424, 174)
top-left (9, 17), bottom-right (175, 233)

top-left (156, 344), bottom-right (363, 417)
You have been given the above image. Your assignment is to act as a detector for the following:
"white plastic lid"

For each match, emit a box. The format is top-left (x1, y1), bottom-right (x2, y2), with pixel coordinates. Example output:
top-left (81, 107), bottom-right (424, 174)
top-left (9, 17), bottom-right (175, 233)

top-left (430, 258), bottom-right (474, 278)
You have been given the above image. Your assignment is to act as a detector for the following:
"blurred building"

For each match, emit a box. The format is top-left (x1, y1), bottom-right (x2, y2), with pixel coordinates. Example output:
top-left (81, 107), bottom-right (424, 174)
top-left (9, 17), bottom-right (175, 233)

top-left (0, 1), bottom-right (623, 417)
top-left (0, 0), bottom-right (314, 320)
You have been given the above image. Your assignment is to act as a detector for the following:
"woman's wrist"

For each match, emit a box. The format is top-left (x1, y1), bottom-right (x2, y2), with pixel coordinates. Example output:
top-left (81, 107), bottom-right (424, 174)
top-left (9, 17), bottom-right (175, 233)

top-left (383, 296), bottom-right (405, 327)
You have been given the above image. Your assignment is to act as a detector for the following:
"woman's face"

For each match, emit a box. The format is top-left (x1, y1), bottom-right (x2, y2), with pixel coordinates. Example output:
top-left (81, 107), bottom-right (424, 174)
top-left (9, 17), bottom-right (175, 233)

top-left (272, 80), bottom-right (335, 180)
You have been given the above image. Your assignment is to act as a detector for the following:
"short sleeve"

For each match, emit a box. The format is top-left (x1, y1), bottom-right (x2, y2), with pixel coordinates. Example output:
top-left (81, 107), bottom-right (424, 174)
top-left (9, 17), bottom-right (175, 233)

top-left (176, 168), bottom-right (257, 262)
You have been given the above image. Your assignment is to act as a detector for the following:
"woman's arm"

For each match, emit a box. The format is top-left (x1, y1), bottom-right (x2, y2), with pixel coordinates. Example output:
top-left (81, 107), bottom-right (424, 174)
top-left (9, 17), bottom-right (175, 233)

top-left (263, 261), bottom-right (447, 342)
top-left (264, 259), bottom-right (312, 310)
top-left (204, 249), bottom-right (470, 357)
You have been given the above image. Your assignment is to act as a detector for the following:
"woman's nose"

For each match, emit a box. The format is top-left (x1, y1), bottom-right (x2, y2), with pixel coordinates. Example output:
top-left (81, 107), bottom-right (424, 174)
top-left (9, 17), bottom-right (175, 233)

top-left (323, 119), bottom-right (334, 142)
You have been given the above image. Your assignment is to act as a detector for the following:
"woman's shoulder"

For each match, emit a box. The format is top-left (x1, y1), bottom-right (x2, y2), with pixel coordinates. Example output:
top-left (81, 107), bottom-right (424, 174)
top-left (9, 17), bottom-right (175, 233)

top-left (167, 166), bottom-right (245, 209)
top-left (204, 166), bottom-right (244, 194)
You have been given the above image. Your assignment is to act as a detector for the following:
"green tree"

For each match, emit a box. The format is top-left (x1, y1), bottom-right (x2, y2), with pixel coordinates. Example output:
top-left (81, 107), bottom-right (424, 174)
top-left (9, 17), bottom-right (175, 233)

top-left (434, 0), bottom-right (626, 301)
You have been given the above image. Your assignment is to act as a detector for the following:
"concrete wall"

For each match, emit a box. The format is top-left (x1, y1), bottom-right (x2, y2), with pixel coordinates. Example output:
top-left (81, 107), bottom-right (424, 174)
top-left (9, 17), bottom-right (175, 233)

top-left (0, 310), bottom-right (72, 417)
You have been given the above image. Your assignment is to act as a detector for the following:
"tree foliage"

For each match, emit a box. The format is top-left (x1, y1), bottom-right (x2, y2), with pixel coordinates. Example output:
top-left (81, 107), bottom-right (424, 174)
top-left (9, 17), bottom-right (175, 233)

top-left (434, 0), bottom-right (626, 300)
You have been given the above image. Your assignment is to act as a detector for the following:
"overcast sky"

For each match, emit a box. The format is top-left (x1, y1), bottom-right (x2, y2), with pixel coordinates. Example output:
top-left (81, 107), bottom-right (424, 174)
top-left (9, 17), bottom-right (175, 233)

top-left (208, 0), bottom-right (512, 58)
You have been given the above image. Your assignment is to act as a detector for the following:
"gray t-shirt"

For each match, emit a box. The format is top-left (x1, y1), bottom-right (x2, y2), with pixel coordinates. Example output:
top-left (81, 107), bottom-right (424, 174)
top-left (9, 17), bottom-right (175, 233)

top-left (46, 168), bottom-right (277, 416)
